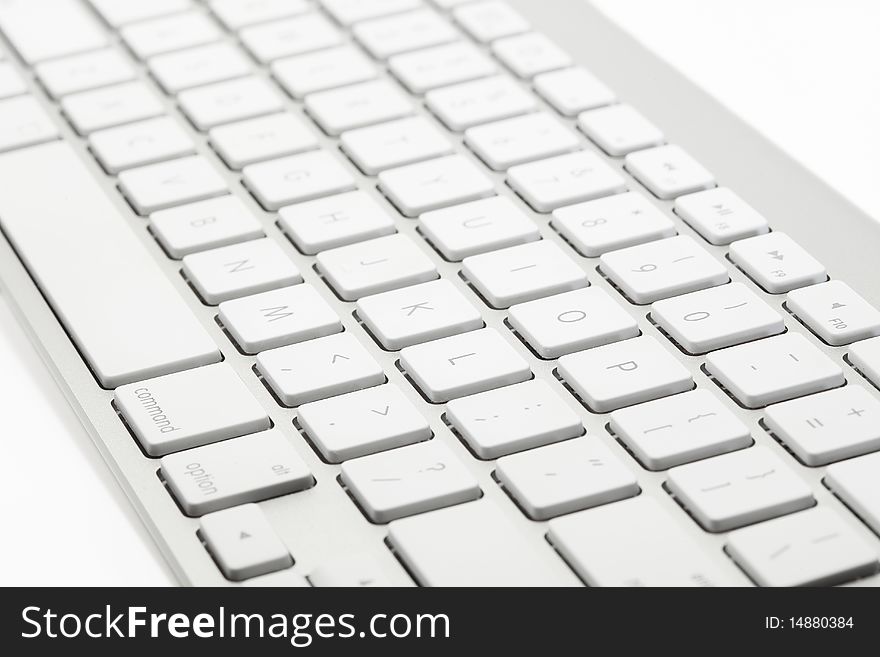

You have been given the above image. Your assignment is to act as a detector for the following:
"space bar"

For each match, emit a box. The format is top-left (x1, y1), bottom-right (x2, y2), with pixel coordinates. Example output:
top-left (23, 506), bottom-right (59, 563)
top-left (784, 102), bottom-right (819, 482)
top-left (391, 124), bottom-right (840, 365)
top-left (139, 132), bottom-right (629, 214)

top-left (0, 142), bottom-right (220, 388)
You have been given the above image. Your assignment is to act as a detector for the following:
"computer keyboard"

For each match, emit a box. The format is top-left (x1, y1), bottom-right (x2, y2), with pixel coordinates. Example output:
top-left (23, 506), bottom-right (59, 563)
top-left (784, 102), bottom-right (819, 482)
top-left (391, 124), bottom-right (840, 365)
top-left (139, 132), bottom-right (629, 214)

top-left (0, 0), bottom-right (878, 587)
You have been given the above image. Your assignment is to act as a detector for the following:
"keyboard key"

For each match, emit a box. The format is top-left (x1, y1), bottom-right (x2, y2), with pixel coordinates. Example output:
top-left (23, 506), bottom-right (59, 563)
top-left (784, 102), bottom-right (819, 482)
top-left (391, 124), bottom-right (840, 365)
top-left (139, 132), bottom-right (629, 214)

top-left (705, 333), bottom-right (845, 408)
top-left (278, 190), bottom-right (396, 255)
top-left (341, 116), bottom-right (454, 175)
top-left (309, 555), bottom-right (397, 587)
top-left (341, 441), bottom-right (480, 522)
top-left (219, 284), bottom-right (342, 353)
top-left (320, 0), bottom-right (424, 26)
top-left (492, 32), bottom-right (571, 78)
top-left (578, 104), bottom-right (664, 157)
top-left (729, 232), bottom-right (827, 294)
top-left (426, 75), bottom-right (537, 130)
top-left (400, 327), bottom-right (531, 402)
top-left (465, 111), bottom-right (580, 170)
top-left (89, 116), bottom-right (195, 174)
top-left (150, 195), bottom-right (264, 259)
top-left (62, 81), bottom-right (164, 135)
top-left (357, 279), bottom-right (483, 349)
top-left (161, 428), bottom-right (313, 516)
top-left (389, 41), bottom-right (497, 94)
top-left (626, 144), bottom-right (714, 199)
top-left (121, 10), bottom-right (222, 60)
top-left (674, 187), bottom-right (769, 245)
top-left (240, 13), bottom-right (343, 64)
top-left (378, 154), bottom-right (495, 217)
top-left (200, 504), bottom-right (293, 581)
top-left (651, 282), bottom-right (785, 353)
top-left (115, 363), bottom-right (270, 457)
top-left (35, 49), bottom-right (136, 99)
top-left (533, 66), bottom-right (615, 117)
top-left (298, 384), bottom-right (431, 462)
top-left (551, 191), bottom-right (676, 257)
top-left (257, 332), bottom-right (385, 406)
top-left (305, 79), bottom-right (414, 136)
top-left (91, 0), bottom-right (194, 27)
top-left (787, 280), bottom-right (880, 346)
top-left (548, 496), bottom-right (736, 586)
top-left (419, 195), bottom-right (540, 261)
top-left (271, 46), bottom-right (378, 99)
top-left (0, 96), bottom-right (59, 153)
top-left (609, 389), bottom-right (752, 470)
top-left (0, 63), bottom-right (25, 99)
top-left (727, 507), bottom-right (877, 587)
top-left (497, 439), bottom-right (638, 520)
top-left (149, 42), bottom-right (253, 94)
top-left (508, 150), bottom-right (627, 212)
top-left (242, 570), bottom-right (310, 587)
top-left (209, 0), bottom-right (309, 29)
top-left (508, 287), bottom-right (639, 358)
top-left (317, 234), bottom-right (438, 301)
top-left (667, 446), bottom-right (814, 532)
top-left (0, 0), bottom-right (108, 65)
top-left (243, 151), bottom-right (357, 211)
top-left (764, 386), bottom-right (880, 466)
top-left (825, 452), bottom-right (880, 535)
top-left (453, 1), bottom-right (529, 42)
top-left (353, 9), bottom-right (458, 60)
top-left (850, 336), bottom-right (880, 388)
top-left (447, 379), bottom-right (582, 458)
top-left (463, 240), bottom-right (588, 308)
top-left (180, 77), bottom-right (285, 131)
top-left (118, 155), bottom-right (227, 214)
top-left (210, 113), bottom-right (319, 170)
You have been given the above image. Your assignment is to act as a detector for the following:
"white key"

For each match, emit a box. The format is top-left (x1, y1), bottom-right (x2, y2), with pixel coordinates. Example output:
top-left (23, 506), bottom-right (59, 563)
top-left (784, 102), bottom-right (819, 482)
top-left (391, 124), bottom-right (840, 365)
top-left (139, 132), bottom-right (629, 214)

top-left (278, 190), bottom-right (396, 255)
top-left (89, 116), bottom-right (195, 174)
top-left (447, 379), bottom-right (582, 459)
top-left (341, 116), bottom-right (454, 175)
top-left (626, 144), bottom-right (715, 199)
top-left (492, 32), bottom-right (571, 78)
top-left (0, 0), bottom-right (108, 64)
top-left (179, 77), bottom-right (285, 131)
top-left (462, 240), bottom-right (588, 308)
top-left (419, 195), bottom-right (540, 261)
top-left (200, 504), bottom-right (292, 581)
top-left (62, 81), bottom-right (164, 135)
top-left (727, 507), bottom-right (878, 587)
top-left (389, 499), bottom-right (576, 586)
top-left (850, 336), bottom-right (880, 388)
top-left (183, 238), bottom-right (302, 304)
top-left (256, 332), bottom-right (385, 406)
top-left (378, 154), bottom-right (495, 217)
top-left (389, 41), bottom-right (497, 94)
top-left (599, 235), bottom-right (729, 304)
top-left (240, 14), bottom-right (343, 64)
top-left (508, 287), bottom-right (639, 358)
top-left (320, 0), bottom-right (424, 26)
top-left (298, 384), bottom-right (431, 462)
top-left (426, 75), bottom-right (537, 131)
top-left (90, 0), bottom-right (194, 27)
top-left (209, 0), bottom-right (309, 29)
top-left (534, 67), bottom-right (616, 117)
top-left (651, 282), bottom-right (785, 353)
top-left (317, 234), bottom-right (438, 301)
top-left (160, 428), bottom-right (313, 515)
top-left (118, 155), bottom-right (227, 214)
top-left (788, 280), bottom-right (880, 346)
top-left (271, 46), bottom-right (378, 99)
top-left (148, 42), bottom-right (253, 94)
top-left (465, 111), bottom-right (580, 170)
top-left (121, 11), bottom-right (222, 60)
top-left (341, 441), bottom-right (480, 522)
top-left (578, 104), bottom-right (664, 157)
top-left (498, 439), bottom-right (638, 520)
top-left (0, 96), bottom-right (59, 153)
top-left (114, 363), bottom-right (270, 457)
top-left (150, 195), bottom-right (264, 259)
top-left (764, 386), bottom-right (880, 466)
top-left (243, 150), bottom-right (356, 211)
top-left (309, 556), bottom-right (396, 587)
top-left (305, 79), bottom-right (414, 136)
top-left (674, 187), bottom-right (769, 245)
top-left (705, 333), bottom-right (844, 408)
top-left (609, 389), bottom-right (752, 470)
top-left (35, 49), bottom-right (136, 99)
top-left (401, 327), bottom-right (531, 402)
top-left (453, 1), bottom-right (529, 42)
top-left (357, 279), bottom-right (483, 349)
top-left (551, 191), bottom-right (677, 257)
top-left (558, 335), bottom-right (693, 412)
top-left (548, 496), bottom-right (736, 586)
top-left (219, 284), bottom-right (342, 353)
top-left (0, 62), bottom-right (26, 99)
top-left (729, 232), bottom-right (827, 294)
top-left (353, 9), bottom-right (458, 60)
top-left (210, 113), bottom-right (319, 170)
top-left (508, 150), bottom-right (627, 212)
top-left (825, 452), bottom-right (880, 535)
top-left (242, 571), bottom-right (310, 587)
top-left (667, 446), bottom-right (814, 532)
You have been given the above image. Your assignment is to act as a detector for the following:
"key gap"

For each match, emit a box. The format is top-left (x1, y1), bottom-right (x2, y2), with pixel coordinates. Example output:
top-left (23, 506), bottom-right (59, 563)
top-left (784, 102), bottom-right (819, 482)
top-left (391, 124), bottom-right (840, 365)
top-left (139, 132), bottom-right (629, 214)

top-left (594, 263), bottom-right (647, 307)
top-left (393, 357), bottom-right (444, 406)
top-left (821, 478), bottom-right (880, 541)
top-left (542, 533), bottom-right (591, 587)
top-left (414, 225), bottom-right (461, 264)
top-left (381, 536), bottom-right (423, 587)
top-left (757, 417), bottom-right (820, 469)
top-left (179, 268), bottom-right (219, 307)
top-left (502, 178), bottom-right (551, 215)
top-left (310, 261), bottom-right (357, 304)
top-left (145, 224), bottom-right (185, 261)
top-left (719, 544), bottom-right (762, 588)
top-left (502, 317), bottom-right (555, 362)
top-left (842, 353), bottom-right (880, 393)
top-left (455, 268), bottom-right (508, 311)
top-left (547, 219), bottom-right (598, 260)
top-left (110, 398), bottom-right (164, 460)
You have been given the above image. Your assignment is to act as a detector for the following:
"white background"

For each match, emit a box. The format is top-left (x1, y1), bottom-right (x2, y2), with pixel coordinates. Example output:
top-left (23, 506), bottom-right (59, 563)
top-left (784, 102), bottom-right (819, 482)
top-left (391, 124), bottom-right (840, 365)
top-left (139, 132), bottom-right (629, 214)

top-left (1, 0), bottom-right (878, 585)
